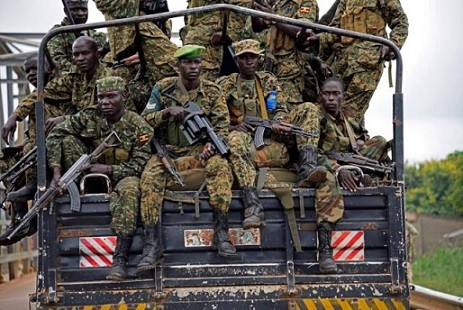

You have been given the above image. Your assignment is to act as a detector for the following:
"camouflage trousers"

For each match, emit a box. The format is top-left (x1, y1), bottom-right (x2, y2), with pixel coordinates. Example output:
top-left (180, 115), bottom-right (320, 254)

top-left (228, 102), bottom-right (319, 187)
top-left (358, 135), bottom-right (390, 162)
top-left (140, 145), bottom-right (233, 224)
top-left (336, 65), bottom-right (384, 120)
top-left (60, 136), bottom-right (142, 235)
top-left (314, 171), bottom-right (344, 224)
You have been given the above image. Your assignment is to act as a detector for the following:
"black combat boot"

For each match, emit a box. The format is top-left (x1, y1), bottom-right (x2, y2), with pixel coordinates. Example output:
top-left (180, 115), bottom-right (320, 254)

top-left (136, 222), bottom-right (163, 274)
top-left (297, 146), bottom-right (327, 187)
top-left (317, 222), bottom-right (338, 274)
top-left (212, 209), bottom-right (237, 258)
top-left (107, 234), bottom-right (133, 280)
top-left (6, 182), bottom-right (37, 203)
top-left (0, 203), bottom-right (36, 246)
top-left (242, 187), bottom-right (266, 230)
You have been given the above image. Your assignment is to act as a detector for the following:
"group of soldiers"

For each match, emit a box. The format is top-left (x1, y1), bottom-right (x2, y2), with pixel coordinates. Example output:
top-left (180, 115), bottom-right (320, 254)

top-left (0, 0), bottom-right (408, 278)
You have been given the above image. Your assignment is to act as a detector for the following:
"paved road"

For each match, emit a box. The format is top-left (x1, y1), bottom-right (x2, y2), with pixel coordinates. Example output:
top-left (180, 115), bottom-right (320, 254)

top-left (0, 272), bottom-right (36, 310)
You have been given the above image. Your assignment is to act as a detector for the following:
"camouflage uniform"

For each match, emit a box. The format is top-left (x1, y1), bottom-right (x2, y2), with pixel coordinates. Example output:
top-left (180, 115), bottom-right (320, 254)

top-left (141, 76), bottom-right (233, 224)
top-left (46, 106), bottom-right (152, 235)
top-left (25, 63), bottom-right (136, 112)
top-left (316, 108), bottom-right (390, 223)
top-left (218, 71), bottom-right (318, 187)
top-left (263, 0), bottom-right (319, 104)
top-left (48, 17), bottom-right (107, 72)
top-left (318, 0), bottom-right (408, 119)
top-left (184, 0), bottom-right (252, 81)
top-left (94, 0), bottom-right (177, 83)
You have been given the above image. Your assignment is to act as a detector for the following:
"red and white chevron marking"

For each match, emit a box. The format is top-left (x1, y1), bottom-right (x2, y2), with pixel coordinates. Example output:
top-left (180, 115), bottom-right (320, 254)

top-left (331, 230), bottom-right (365, 261)
top-left (79, 236), bottom-right (116, 268)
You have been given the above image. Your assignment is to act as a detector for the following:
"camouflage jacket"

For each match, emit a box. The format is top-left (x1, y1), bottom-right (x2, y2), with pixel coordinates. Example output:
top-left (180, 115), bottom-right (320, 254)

top-left (46, 106), bottom-right (153, 183)
top-left (318, 0), bottom-right (408, 73)
top-left (28, 63), bottom-right (115, 112)
top-left (317, 108), bottom-right (366, 172)
top-left (269, 0), bottom-right (319, 56)
top-left (216, 71), bottom-right (289, 122)
top-left (13, 89), bottom-right (73, 121)
top-left (142, 76), bottom-right (230, 152)
top-left (48, 17), bottom-right (107, 72)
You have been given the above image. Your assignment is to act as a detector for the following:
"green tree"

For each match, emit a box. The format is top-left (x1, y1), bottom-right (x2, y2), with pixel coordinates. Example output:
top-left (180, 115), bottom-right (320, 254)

top-left (405, 151), bottom-right (463, 216)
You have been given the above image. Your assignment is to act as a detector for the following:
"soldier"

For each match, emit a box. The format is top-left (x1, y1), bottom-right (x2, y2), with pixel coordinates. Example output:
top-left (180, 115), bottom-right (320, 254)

top-left (140, 45), bottom-right (236, 261)
top-left (0, 54), bottom-right (74, 246)
top-left (315, 77), bottom-right (390, 272)
top-left (46, 76), bottom-right (153, 281)
top-left (48, 0), bottom-right (107, 72)
top-left (252, 0), bottom-right (330, 105)
top-left (304, 0), bottom-right (408, 120)
top-left (217, 39), bottom-right (326, 229)
top-left (183, 0), bottom-right (253, 81)
top-left (94, 0), bottom-right (178, 112)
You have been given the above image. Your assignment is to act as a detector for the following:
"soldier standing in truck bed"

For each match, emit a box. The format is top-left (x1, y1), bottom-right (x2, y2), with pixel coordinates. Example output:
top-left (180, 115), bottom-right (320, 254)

top-left (48, 0), bottom-right (107, 72)
top-left (303, 0), bottom-right (408, 121)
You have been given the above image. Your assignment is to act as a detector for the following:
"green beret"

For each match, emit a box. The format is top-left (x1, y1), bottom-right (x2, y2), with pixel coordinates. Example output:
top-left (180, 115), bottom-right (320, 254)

top-left (174, 45), bottom-right (206, 59)
top-left (96, 76), bottom-right (125, 93)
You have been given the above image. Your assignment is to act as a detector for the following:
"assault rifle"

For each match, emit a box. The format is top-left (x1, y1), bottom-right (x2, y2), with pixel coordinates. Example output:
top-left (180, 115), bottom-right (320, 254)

top-left (0, 146), bottom-right (36, 210)
top-left (151, 138), bottom-right (186, 187)
top-left (7, 132), bottom-right (121, 240)
top-left (243, 116), bottom-right (317, 149)
top-left (325, 151), bottom-right (394, 175)
top-left (180, 102), bottom-right (230, 157)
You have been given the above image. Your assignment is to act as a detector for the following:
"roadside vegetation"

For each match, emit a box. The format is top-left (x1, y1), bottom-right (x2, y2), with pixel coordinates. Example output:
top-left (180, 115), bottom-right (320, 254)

top-left (412, 245), bottom-right (463, 296)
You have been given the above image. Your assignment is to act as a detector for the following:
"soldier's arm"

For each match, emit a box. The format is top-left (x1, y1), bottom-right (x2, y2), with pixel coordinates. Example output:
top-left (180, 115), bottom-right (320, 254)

top-left (110, 118), bottom-right (153, 183)
top-left (94, 0), bottom-right (135, 18)
top-left (382, 0), bottom-right (409, 49)
top-left (12, 90), bottom-right (39, 121)
top-left (42, 73), bottom-right (75, 107)
top-left (208, 87), bottom-right (231, 140)
top-left (48, 22), bottom-right (73, 72)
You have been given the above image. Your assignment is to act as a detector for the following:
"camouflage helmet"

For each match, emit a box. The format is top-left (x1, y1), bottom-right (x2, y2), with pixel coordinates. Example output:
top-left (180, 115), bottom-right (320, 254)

top-left (232, 39), bottom-right (265, 57)
top-left (96, 76), bottom-right (125, 93)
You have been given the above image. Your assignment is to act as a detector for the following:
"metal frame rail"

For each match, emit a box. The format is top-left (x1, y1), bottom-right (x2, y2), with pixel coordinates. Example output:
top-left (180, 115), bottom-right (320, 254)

top-left (410, 285), bottom-right (463, 310)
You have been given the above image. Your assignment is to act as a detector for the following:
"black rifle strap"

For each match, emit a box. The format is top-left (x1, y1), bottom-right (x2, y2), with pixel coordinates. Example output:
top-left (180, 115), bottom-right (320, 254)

top-left (134, 23), bottom-right (147, 78)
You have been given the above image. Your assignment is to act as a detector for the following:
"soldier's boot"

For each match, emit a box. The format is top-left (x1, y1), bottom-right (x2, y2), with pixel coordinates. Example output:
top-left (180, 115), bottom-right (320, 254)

top-left (212, 210), bottom-right (237, 258)
top-left (136, 222), bottom-right (163, 274)
top-left (242, 187), bottom-right (266, 230)
top-left (297, 146), bottom-right (328, 188)
top-left (317, 222), bottom-right (338, 274)
top-left (6, 182), bottom-right (37, 203)
top-left (0, 203), bottom-right (36, 246)
top-left (107, 234), bottom-right (133, 280)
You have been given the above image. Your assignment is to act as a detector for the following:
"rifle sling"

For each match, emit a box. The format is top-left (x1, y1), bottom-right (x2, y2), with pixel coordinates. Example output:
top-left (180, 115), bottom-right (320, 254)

top-left (255, 77), bottom-right (269, 119)
top-left (270, 187), bottom-right (302, 253)
top-left (342, 114), bottom-right (359, 152)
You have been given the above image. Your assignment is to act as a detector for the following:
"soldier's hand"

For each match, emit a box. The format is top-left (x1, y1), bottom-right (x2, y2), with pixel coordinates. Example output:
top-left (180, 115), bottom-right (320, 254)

top-left (270, 123), bottom-right (290, 135)
top-left (163, 106), bottom-right (187, 121)
top-left (45, 116), bottom-right (65, 135)
top-left (381, 46), bottom-right (396, 61)
top-left (52, 166), bottom-right (62, 186)
top-left (200, 142), bottom-right (216, 161)
top-left (2, 114), bottom-right (18, 144)
top-left (84, 163), bottom-right (112, 175)
top-left (320, 62), bottom-right (333, 77)
top-left (338, 169), bottom-right (359, 193)
top-left (253, 0), bottom-right (273, 13)
top-left (231, 123), bottom-right (254, 133)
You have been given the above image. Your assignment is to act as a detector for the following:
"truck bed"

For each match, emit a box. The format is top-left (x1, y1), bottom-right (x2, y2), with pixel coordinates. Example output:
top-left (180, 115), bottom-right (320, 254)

top-left (35, 186), bottom-right (409, 309)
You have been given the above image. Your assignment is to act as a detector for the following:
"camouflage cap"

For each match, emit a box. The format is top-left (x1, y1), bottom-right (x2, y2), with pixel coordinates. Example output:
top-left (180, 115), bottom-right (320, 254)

top-left (96, 76), bottom-right (125, 93)
top-left (174, 45), bottom-right (206, 59)
top-left (233, 39), bottom-right (265, 57)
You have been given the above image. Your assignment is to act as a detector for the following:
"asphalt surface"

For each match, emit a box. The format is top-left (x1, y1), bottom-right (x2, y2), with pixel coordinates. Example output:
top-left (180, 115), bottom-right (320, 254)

top-left (0, 272), bottom-right (36, 310)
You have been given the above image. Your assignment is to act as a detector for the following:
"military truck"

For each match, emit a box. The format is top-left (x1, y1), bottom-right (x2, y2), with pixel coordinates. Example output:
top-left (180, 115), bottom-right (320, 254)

top-left (29, 5), bottom-right (409, 310)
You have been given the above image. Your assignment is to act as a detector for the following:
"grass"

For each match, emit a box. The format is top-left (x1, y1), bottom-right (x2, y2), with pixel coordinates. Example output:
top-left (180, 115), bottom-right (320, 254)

top-left (412, 245), bottom-right (463, 296)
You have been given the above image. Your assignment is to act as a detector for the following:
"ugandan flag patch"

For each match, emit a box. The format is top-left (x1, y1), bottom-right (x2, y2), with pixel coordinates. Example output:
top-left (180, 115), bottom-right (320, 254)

top-left (299, 7), bottom-right (311, 14)
top-left (138, 134), bottom-right (150, 144)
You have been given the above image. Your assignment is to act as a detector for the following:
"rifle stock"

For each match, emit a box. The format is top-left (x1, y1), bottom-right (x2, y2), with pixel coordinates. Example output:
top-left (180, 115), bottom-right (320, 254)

top-left (7, 132), bottom-right (121, 240)
top-left (326, 151), bottom-right (394, 174)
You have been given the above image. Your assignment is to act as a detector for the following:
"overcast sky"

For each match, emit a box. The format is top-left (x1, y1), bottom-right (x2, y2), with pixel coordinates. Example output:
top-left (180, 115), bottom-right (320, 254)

top-left (0, 0), bottom-right (462, 163)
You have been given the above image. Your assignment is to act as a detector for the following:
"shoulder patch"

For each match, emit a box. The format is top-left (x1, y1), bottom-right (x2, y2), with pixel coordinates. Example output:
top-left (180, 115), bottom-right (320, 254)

top-left (138, 134), bottom-right (150, 144)
top-left (299, 7), bottom-right (311, 14)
